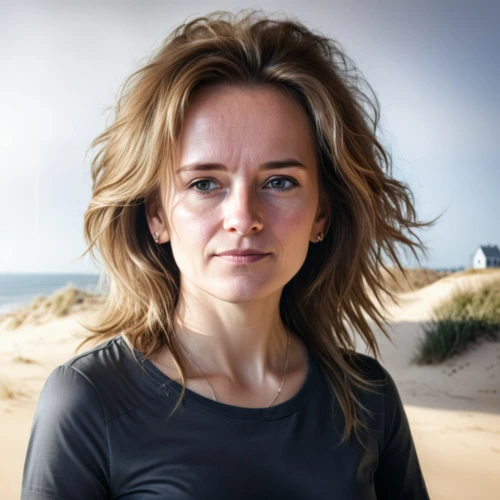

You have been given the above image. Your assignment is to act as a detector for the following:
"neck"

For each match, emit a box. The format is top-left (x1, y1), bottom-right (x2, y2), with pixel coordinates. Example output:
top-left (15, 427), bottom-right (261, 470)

top-left (170, 288), bottom-right (292, 388)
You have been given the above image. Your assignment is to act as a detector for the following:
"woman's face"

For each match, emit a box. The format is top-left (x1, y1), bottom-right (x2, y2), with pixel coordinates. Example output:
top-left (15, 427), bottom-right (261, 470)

top-left (148, 84), bottom-right (328, 304)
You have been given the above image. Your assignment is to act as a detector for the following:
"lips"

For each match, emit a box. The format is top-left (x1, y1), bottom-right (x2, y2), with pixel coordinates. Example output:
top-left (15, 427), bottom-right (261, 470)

top-left (215, 249), bottom-right (269, 256)
top-left (216, 253), bottom-right (269, 264)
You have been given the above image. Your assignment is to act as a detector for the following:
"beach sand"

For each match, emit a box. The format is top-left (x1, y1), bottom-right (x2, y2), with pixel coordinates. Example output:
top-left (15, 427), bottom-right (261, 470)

top-left (1, 270), bottom-right (499, 499)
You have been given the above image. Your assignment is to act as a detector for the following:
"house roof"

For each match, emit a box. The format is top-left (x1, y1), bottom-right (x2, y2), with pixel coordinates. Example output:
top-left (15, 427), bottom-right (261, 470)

top-left (479, 245), bottom-right (500, 258)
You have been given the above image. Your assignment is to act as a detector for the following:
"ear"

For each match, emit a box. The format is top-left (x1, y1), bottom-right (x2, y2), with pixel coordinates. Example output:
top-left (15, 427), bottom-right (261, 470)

top-left (311, 191), bottom-right (331, 242)
top-left (144, 192), bottom-right (169, 244)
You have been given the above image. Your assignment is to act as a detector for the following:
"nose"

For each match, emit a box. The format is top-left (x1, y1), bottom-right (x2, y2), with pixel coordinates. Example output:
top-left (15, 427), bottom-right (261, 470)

top-left (222, 182), bottom-right (264, 236)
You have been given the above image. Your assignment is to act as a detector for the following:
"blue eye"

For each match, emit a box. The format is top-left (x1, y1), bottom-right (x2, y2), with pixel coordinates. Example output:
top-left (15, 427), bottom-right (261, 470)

top-left (189, 179), bottom-right (217, 194)
top-left (267, 178), bottom-right (296, 191)
top-left (188, 176), bottom-right (299, 195)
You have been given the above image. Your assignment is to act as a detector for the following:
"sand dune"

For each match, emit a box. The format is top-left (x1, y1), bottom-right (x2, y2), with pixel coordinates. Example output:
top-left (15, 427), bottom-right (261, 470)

top-left (1, 269), bottom-right (499, 499)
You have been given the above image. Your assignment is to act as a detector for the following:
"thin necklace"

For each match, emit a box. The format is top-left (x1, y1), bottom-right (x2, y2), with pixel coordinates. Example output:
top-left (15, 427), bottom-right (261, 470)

top-left (173, 328), bottom-right (291, 407)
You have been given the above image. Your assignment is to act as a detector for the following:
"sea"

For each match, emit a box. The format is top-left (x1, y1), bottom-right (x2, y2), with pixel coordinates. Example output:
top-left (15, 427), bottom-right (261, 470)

top-left (0, 273), bottom-right (107, 315)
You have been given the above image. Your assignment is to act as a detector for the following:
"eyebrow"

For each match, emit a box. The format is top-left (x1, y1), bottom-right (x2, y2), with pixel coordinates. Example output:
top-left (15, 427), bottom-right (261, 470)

top-left (175, 158), bottom-right (307, 174)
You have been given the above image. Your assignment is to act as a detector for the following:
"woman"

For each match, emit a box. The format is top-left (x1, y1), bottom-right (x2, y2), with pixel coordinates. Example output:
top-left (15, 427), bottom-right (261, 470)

top-left (21, 9), bottom-right (434, 499)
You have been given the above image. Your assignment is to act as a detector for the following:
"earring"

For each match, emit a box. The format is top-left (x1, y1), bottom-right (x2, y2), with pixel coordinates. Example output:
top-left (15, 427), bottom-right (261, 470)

top-left (316, 232), bottom-right (324, 242)
top-left (154, 232), bottom-right (159, 243)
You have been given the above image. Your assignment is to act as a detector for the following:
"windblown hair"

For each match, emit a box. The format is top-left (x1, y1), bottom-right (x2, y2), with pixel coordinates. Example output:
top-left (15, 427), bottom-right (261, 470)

top-left (77, 9), bottom-right (438, 446)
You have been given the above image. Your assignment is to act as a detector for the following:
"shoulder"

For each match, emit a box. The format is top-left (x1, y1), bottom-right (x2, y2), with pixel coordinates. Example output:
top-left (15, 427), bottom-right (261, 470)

top-left (341, 350), bottom-right (390, 386)
top-left (346, 351), bottom-right (400, 409)
top-left (22, 343), bottom-right (123, 499)
top-left (342, 353), bottom-right (409, 441)
top-left (44, 335), bottom-right (159, 423)
top-left (336, 351), bottom-right (402, 427)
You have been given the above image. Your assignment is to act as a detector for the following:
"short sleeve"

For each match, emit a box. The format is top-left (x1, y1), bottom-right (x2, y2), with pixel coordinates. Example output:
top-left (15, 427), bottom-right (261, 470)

top-left (21, 365), bottom-right (110, 499)
top-left (373, 364), bottom-right (430, 499)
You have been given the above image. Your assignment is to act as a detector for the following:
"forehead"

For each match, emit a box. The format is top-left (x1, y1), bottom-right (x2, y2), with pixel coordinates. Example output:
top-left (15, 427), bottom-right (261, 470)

top-left (175, 84), bottom-right (317, 165)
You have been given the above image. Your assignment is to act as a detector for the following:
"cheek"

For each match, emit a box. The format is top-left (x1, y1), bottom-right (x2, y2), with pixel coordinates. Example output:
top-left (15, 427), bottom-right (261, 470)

top-left (277, 207), bottom-right (312, 234)
top-left (169, 209), bottom-right (213, 273)
top-left (272, 210), bottom-right (314, 261)
top-left (170, 202), bottom-right (213, 241)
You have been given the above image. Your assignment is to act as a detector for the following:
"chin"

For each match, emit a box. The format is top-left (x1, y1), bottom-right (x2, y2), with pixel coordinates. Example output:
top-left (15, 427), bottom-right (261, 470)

top-left (204, 278), bottom-right (285, 303)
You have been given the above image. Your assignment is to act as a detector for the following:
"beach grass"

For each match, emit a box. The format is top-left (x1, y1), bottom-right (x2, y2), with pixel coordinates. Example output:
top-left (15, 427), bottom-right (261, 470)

top-left (0, 374), bottom-right (24, 400)
top-left (0, 284), bottom-right (105, 330)
top-left (412, 279), bottom-right (500, 364)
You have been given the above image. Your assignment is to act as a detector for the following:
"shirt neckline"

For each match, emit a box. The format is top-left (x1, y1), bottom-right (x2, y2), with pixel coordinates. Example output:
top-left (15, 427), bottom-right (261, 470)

top-left (121, 336), bottom-right (318, 420)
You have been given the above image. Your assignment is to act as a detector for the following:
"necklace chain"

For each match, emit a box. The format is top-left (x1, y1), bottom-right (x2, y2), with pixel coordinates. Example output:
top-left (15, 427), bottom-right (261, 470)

top-left (173, 329), bottom-right (291, 407)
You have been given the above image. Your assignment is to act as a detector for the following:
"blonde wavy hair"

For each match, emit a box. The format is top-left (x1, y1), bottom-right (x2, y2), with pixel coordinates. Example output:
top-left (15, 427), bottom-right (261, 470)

top-left (77, 9), bottom-right (438, 447)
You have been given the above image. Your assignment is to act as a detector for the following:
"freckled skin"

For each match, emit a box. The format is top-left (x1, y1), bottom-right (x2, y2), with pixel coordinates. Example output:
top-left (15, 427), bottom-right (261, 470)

top-left (157, 84), bottom-right (327, 304)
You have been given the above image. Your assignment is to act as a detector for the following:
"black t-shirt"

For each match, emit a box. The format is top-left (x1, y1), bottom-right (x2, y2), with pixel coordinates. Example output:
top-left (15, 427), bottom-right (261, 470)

top-left (21, 335), bottom-right (430, 499)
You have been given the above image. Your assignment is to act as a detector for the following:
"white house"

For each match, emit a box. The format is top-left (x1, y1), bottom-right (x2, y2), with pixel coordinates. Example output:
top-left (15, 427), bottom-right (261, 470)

top-left (472, 244), bottom-right (500, 269)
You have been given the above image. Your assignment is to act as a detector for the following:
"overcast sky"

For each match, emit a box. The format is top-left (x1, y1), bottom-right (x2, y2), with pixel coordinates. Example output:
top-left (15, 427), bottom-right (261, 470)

top-left (1, 0), bottom-right (498, 273)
